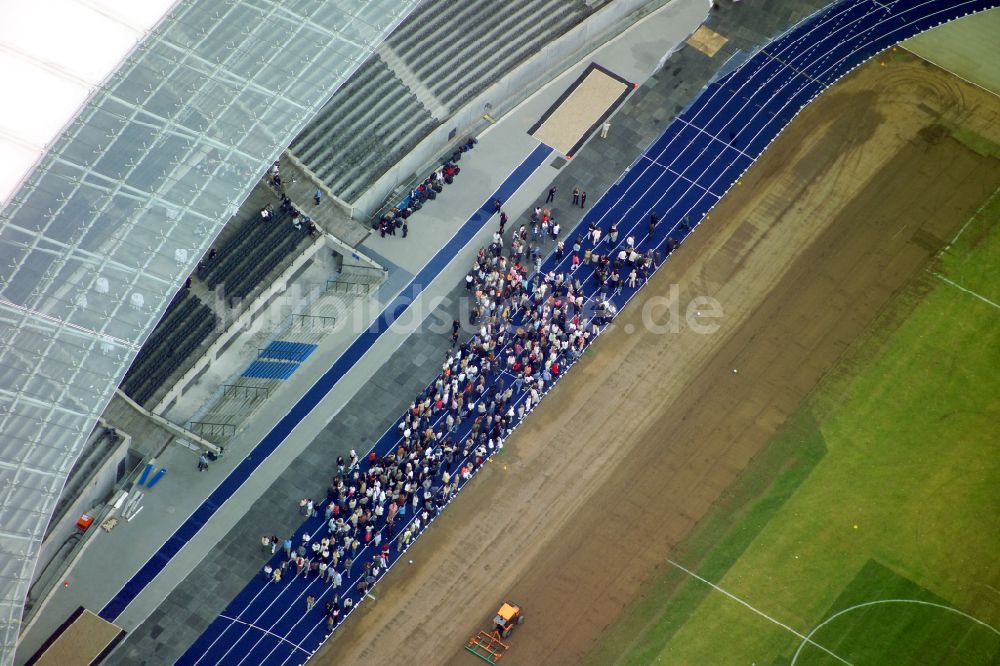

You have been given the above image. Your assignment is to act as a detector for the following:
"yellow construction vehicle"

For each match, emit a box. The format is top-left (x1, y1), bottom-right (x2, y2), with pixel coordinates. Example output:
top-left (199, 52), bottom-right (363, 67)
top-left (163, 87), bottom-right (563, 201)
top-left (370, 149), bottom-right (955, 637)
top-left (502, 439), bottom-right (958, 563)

top-left (464, 602), bottom-right (525, 663)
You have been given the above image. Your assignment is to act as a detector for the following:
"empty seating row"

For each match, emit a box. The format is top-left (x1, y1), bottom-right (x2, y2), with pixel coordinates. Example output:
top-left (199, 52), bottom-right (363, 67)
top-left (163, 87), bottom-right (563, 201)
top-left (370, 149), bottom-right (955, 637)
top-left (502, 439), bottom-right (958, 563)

top-left (242, 360), bottom-right (300, 380)
top-left (195, 208), bottom-right (267, 282)
top-left (330, 117), bottom-right (438, 204)
top-left (225, 223), bottom-right (310, 305)
top-left (200, 207), bottom-right (292, 290)
top-left (413, 0), bottom-right (558, 97)
top-left (122, 299), bottom-right (217, 406)
top-left (291, 61), bottom-right (432, 202)
top-left (258, 341), bottom-right (318, 363)
top-left (127, 295), bottom-right (199, 373)
top-left (436, 1), bottom-right (587, 108)
top-left (291, 57), bottom-right (402, 166)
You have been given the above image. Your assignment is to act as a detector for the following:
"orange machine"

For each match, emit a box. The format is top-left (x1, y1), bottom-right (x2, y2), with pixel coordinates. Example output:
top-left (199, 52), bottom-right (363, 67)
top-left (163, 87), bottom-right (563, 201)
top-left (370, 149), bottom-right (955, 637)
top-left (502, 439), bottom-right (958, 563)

top-left (465, 602), bottom-right (524, 664)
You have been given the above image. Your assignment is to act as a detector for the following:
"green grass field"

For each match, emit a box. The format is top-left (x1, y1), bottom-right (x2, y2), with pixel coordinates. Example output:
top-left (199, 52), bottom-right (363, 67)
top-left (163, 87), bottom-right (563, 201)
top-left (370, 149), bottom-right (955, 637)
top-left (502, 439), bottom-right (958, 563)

top-left (587, 187), bottom-right (1000, 665)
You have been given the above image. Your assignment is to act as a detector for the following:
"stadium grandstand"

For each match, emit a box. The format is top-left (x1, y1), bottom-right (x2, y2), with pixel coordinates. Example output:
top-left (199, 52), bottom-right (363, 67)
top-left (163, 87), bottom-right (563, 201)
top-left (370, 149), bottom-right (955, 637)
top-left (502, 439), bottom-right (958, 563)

top-left (5, 0), bottom-right (664, 661)
top-left (8, 0), bottom-right (997, 665)
top-left (290, 0), bottom-right (601, 206)
top-left (0, 0), bottom-right (419, 662)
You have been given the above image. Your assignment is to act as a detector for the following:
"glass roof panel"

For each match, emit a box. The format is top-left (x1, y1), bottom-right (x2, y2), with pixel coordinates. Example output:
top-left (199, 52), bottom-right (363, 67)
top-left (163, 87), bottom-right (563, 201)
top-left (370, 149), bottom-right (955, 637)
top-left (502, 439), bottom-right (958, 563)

top-left (0, 0), bottom-right (420, 658)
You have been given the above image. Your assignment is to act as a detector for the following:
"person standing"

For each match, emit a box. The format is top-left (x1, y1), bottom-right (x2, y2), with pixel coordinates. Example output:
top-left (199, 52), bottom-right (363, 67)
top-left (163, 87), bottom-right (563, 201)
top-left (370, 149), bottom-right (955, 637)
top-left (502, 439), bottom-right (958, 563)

top-left (546, 186), bottom-right (556, 203)
top-left (402, 220), bottom-right (408, 238)
top-left (306, 595), bottom-right (316, 612)
top-left (572, 187), bottom-right (580, 206)
top-left (580, 191), bottom-right (587, 208)
top-left (314, 190), bottom-right (322, 206)
top-left (600, 120), bottom-right (611, 138)
top-left (198, 453), bottom-right (209, 472)
top-left (493, 198), bottom-right (502, 215)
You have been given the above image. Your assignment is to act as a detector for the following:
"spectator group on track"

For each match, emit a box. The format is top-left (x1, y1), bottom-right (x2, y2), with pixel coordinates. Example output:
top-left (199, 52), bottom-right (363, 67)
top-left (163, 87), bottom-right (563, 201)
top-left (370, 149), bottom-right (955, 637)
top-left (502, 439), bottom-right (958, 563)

top-left (256, 184), bottom-right (671, 638)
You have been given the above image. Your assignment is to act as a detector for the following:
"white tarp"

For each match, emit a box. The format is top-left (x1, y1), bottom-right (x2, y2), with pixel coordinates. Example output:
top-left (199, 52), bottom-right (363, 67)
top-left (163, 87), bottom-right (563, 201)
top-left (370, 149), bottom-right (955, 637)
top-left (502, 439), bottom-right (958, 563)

top-left (0, 0), bottom-right (179, 205)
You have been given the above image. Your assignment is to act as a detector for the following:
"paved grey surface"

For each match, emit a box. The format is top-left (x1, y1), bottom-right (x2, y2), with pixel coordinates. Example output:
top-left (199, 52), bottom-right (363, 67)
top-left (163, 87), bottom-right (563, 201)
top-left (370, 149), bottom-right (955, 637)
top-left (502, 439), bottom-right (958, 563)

top-left (107, 310), bottom-right (457, 663)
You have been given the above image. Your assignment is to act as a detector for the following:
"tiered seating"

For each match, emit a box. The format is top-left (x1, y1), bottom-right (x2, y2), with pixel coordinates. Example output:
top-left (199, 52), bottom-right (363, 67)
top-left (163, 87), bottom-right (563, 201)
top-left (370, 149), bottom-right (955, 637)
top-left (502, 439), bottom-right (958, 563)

top-left (198, 208), bottom-right (311, 305)
top-left (421, 0), bottom-right (586, 109)
top-left (242, 360), bottom-right (300, 380)
top-left (258, 341), bottom-right (318, 363)
top-left (290, 0), bottom-right (590, 203)
top-left (121, 293), bottom-right (217, 406)
top-left (291, 57), bottom-right (434, 205)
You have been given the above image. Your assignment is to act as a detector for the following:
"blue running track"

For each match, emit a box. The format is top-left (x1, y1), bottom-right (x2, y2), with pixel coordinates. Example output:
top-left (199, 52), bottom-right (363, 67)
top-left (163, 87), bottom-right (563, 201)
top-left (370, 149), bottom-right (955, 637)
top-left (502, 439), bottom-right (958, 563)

top-left (98, 143), bottom-right (553, 623)
top-left (161, 1), bottom-right (999, 664)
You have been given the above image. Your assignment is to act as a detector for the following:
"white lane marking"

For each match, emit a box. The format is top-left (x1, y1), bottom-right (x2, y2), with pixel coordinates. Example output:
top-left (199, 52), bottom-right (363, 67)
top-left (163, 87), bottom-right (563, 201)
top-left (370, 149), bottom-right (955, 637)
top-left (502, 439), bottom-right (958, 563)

top-left (667, 559), bottom-right (854, 666)
top-left (930, 272), bottom-right (1000, 311)
top-left (217, 614), bottom-right (312, 655)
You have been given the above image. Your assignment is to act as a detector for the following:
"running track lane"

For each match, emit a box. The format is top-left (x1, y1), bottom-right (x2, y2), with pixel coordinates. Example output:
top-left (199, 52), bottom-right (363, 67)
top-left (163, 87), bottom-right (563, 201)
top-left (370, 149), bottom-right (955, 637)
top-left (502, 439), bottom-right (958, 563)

top-left (176, 0), bottom-right (1000, 663)
top-left (98, 142), bottom-right (553, 623)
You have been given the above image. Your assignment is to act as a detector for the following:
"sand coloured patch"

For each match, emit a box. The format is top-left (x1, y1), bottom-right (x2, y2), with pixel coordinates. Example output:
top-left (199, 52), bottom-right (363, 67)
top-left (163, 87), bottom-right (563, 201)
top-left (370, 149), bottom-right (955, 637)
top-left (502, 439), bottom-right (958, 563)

top-left (687, 25), bottom-right (728, 57)
top-left (32, 608), bottom-right (122, 666)
top-left (531, 66), bottom-right (630, 156)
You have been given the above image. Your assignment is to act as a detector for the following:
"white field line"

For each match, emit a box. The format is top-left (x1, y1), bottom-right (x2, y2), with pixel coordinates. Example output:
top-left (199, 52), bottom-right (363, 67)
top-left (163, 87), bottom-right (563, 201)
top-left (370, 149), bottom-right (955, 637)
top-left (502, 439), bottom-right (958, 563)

top-left (216, 615), bottom-right (312, 656)
top-left (947, 186), bottom-right (1000, 250)
top-left (666, 560), bottom-right (855, 666)
top-left (929, 272), bottom-right (1000, 311)
top-left (899, 46), bottom-right (1000, 102)
top-left (790, 598), bottom-right (1000, 665)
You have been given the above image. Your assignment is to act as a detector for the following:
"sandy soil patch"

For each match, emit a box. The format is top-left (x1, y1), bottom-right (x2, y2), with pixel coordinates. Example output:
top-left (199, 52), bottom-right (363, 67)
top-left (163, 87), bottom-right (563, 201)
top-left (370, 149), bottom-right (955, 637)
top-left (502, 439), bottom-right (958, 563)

top-left (531, 66), bottom-right (630, 155)
top-left (315, 54), bottom-right (1000, 665)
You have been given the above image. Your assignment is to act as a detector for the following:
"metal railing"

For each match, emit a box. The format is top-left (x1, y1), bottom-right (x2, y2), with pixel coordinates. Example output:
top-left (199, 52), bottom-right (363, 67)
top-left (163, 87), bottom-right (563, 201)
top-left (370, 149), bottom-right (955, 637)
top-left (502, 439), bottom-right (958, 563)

top-left (188, 421), bottom-right (238, 441)
top-left (290, 312), bottom-right (337, 331)
top-left (223, 384), bottom-right (272, 401)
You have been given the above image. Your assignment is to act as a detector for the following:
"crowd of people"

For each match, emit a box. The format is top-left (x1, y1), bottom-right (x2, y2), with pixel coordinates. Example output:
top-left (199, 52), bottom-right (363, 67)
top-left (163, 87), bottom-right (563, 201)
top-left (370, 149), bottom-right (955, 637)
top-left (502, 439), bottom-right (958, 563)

top-left (373, 137), bottom-right (478, 238)
top-left (251, 184), bottom-right (672, 639)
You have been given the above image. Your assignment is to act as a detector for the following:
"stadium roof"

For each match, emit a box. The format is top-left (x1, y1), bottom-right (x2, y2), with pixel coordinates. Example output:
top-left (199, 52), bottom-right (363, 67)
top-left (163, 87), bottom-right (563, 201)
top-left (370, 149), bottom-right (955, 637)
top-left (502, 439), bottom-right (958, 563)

top-left (0, 0), bottom-right (179, 207)
top-left (0, 0), bottom-right (419, 661)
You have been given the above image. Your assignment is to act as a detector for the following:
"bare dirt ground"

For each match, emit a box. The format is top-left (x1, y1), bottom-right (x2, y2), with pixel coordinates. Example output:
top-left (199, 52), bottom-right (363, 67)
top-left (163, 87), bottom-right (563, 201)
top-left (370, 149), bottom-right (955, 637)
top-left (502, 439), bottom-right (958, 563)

top-left (315, 54), bottom-right (1000, 665)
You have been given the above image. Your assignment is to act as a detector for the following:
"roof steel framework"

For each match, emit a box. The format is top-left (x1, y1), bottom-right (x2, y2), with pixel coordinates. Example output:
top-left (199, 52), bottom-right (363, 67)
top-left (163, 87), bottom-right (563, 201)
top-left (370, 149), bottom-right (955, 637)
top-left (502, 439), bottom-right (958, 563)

top-left (0, 0), bottom-right (419, 660)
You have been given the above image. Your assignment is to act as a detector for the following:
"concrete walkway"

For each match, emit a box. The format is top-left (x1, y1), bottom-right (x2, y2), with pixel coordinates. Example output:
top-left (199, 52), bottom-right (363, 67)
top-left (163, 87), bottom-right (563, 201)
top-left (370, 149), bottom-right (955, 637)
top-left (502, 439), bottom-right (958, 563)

top-left (14, 0), bottom-right (837, 663)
